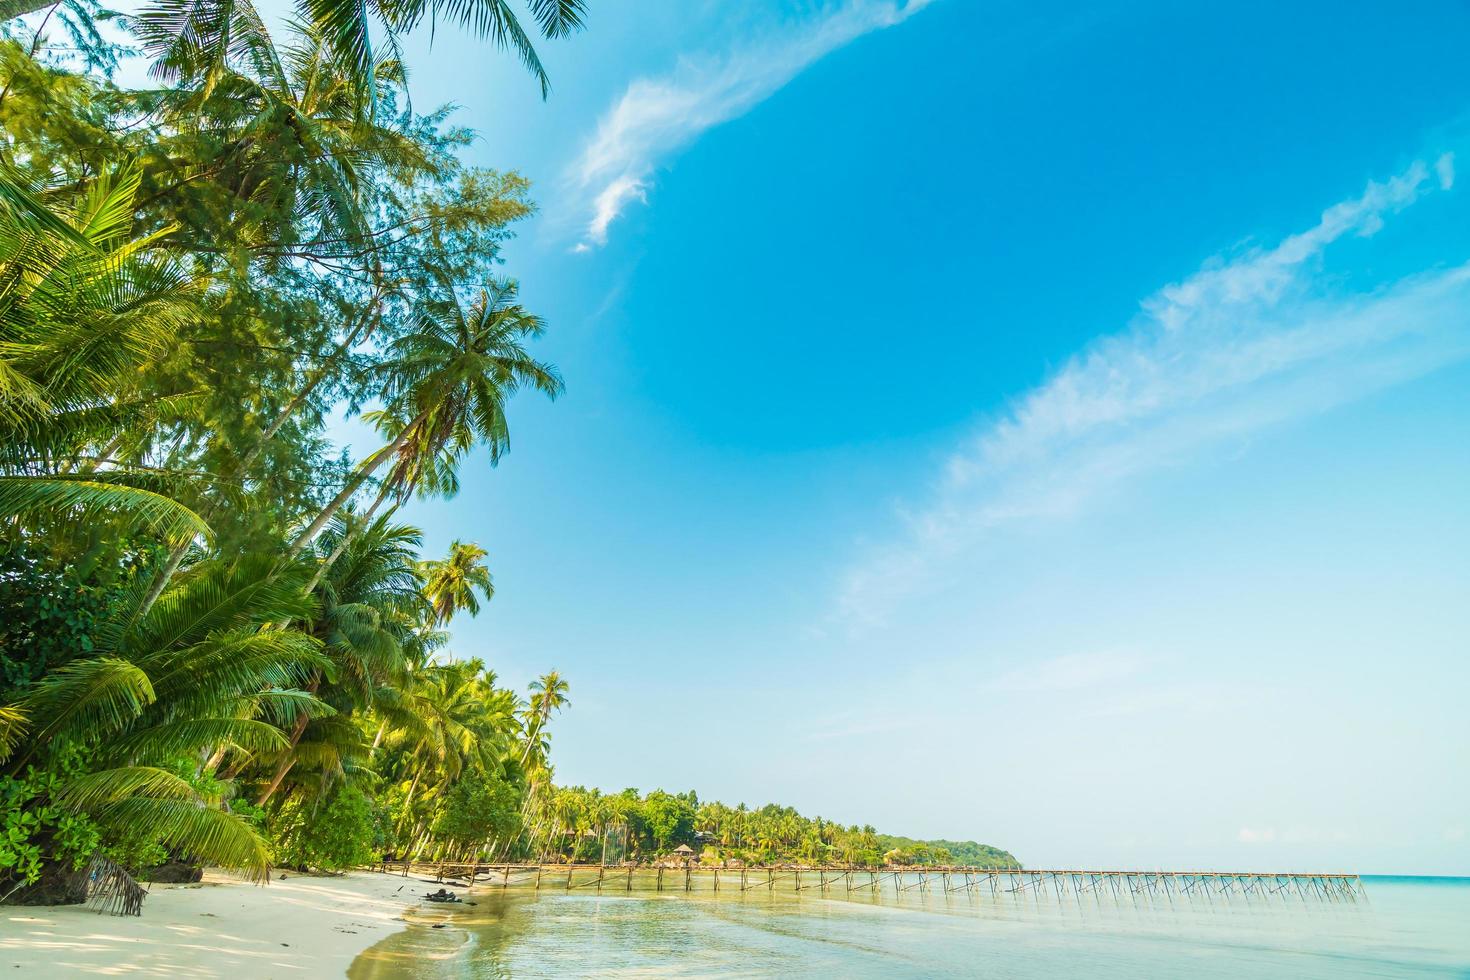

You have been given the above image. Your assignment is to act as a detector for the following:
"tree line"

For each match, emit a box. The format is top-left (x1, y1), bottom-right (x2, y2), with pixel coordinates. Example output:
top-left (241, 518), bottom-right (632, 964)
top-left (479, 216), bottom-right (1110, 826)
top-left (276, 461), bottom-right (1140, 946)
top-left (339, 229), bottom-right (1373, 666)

top-left (523, 787), bottom-right (1020, 869)
top-left (0, 0), bottom-right (586, 901)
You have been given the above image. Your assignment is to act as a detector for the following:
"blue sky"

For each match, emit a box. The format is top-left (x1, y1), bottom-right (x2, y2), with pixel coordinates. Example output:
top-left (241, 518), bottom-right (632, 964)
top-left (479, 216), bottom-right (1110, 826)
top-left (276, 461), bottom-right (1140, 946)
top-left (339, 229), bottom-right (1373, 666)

top-left (321, 0), bottom-right (1470, 873)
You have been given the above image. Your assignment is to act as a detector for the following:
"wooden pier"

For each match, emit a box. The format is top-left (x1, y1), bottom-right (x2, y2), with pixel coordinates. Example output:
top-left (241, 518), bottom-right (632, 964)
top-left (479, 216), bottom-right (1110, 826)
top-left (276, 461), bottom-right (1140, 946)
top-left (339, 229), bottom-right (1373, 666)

top-left (382, 861), bottom-right (1366, 903)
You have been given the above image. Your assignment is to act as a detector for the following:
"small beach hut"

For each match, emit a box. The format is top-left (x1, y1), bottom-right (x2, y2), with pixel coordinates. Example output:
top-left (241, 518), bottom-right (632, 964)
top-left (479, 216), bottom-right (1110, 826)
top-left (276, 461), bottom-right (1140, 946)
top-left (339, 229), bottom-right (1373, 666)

top-left (671, 844), bottom-right (696, 864)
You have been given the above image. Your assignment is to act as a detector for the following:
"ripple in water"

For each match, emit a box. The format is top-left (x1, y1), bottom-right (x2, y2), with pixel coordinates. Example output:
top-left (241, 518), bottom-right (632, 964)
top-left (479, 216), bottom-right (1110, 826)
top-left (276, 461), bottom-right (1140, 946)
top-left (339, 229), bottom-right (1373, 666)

top-left (350, 876), bottom-right (1470, 978)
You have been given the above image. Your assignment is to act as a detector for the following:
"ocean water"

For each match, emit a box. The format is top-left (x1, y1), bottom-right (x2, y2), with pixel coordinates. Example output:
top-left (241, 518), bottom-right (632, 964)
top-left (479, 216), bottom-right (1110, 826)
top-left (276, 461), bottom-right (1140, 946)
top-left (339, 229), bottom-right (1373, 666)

top-left (350, 875), bottom-right (1470, 978)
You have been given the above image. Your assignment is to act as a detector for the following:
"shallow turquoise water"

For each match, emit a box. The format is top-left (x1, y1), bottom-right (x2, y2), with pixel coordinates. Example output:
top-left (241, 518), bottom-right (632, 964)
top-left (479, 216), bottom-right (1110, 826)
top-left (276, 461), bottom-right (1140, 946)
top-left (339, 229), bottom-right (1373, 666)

top-left (351, 875), bottom-right (1470, 978)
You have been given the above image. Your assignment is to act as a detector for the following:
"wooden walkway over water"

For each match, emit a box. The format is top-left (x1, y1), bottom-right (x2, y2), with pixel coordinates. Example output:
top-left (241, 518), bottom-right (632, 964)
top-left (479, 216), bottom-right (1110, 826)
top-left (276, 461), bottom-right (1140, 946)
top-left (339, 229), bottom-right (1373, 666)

top-left (385, 862), bottom-right (1366, 903)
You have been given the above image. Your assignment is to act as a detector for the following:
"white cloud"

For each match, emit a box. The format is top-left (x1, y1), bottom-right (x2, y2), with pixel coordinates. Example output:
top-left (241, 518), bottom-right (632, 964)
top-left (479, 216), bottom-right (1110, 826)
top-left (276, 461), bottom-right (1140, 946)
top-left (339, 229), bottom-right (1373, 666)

top-left (586, 175), bottom-right (649, 246)
top-left (837, 154), bottom-right (1470, 627)
top-left (566, 0), bottom-right (938, 249)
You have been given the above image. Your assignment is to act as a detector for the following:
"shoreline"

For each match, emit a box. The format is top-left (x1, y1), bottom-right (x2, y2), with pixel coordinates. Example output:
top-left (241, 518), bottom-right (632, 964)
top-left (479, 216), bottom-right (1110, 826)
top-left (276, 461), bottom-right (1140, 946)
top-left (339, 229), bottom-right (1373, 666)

top-left (0, 869), bottom-right (436, 977)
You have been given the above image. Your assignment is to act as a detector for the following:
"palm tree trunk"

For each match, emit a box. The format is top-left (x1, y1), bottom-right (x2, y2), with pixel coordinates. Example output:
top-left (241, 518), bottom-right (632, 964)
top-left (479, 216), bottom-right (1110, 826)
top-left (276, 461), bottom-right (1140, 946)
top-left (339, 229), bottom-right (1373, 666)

top-left (395, 758), bottom-right (425, 836)
top-left (202, 743), bottom-right (229, 774)
top-left (254, 755), bottom-right (297, 806)
top-left (239, 301), bottom-right (382, 472)
top-left (137, 539), bottom-right (193, 617)
top-left (254, 674), bottom-right (320, 805)
top-left (68, 429), bottom-right (127, 474)
top-left (301, 480), bottom-right (397, 594)
top-left (518, 710), bottom-right (550, 767)
top-left (287, 406), bottom-right (428, 558)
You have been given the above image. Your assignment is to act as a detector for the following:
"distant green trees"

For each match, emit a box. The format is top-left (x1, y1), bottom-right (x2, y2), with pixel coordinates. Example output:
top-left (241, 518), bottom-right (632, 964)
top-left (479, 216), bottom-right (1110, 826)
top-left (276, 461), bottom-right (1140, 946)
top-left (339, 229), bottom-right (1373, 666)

top-left (640, 790), bottom-right (697, 853)
top-left (878, 836), bottom-right (1017, 867)
top-left (522, 787), bottom-right (1020, 869)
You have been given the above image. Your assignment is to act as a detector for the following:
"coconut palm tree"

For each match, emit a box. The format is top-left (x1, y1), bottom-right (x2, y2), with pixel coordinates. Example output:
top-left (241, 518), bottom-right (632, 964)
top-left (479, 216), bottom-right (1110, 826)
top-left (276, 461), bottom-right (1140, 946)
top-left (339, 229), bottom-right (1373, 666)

top-left (0, 165), bottom-right (207, 543)
top-left (288, 279), bottom-right (561, 558)
top-left (1, 0), bottom-right (589, 101)
top-left (420, 540), bottom-right (492, 624)
top-left (138, 20), bottom-right (427, 265)
top-left (381, 657), bottom-right (518, 854)
top-left (252, 510), bottom-right (425, 804)
top-left (519, 669), bottom-right (568, 765)
top-left (1, 555), bottom-right (332, 881)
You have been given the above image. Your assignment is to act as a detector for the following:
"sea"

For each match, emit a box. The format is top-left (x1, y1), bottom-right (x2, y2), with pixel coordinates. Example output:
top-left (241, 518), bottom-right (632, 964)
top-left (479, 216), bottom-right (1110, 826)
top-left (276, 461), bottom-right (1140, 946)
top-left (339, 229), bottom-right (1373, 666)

top-left (349, 874), bottom-right (1470, 978)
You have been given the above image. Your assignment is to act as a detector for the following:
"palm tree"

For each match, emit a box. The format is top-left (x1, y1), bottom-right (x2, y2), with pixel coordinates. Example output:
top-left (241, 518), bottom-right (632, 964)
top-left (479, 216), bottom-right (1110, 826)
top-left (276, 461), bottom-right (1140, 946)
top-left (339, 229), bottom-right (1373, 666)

top-left (0, 165), bottom-right (207, 544)
top-left (519, 669), bottom-right (568, 765)
top-left (124, 22), bottom-right (431, 613)
top-left (253, 511), bottom-right (424, 804)
top-left (139, 20), bottom-right (424, 263)
top-left (381, 657), bottom-right (518, 854)
top-left (1, 555), bottom-right (331, 881)
top-left (288, 280), bottom-right (561, 558)
top-left (420, 540), bottom-right (492, 624)
top-left (0, 0), bottom-right (591, 100)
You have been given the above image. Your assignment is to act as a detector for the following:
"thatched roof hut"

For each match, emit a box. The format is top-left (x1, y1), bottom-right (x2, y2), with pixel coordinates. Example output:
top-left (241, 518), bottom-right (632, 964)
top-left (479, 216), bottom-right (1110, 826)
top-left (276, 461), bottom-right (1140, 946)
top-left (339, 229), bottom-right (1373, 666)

top-left (671, 844), bottom-right (695, 856)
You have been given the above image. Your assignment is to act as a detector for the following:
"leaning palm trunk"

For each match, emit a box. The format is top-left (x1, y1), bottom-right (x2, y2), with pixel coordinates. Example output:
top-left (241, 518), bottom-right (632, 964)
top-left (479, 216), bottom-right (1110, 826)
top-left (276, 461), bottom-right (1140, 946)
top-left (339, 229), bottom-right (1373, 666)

top-left (301, 481), bottom-right (397, 594)
top-left (394, 754), bottom-right (426, 836)
top-left (287, 406), bottom-right (430, 558)
top-left (136, 535), bottom-right (194, 617)
top-left (253, 720), bottom-right (304, 805)
top-left (254, 674), bottom-right (321, 804)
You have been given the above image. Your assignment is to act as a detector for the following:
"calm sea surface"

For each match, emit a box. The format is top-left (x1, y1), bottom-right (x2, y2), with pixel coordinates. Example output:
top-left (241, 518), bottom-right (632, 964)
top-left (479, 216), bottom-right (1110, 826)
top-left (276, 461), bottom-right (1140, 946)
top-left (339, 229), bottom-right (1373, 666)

top-left (350, 875), bottom-right (1470, 978)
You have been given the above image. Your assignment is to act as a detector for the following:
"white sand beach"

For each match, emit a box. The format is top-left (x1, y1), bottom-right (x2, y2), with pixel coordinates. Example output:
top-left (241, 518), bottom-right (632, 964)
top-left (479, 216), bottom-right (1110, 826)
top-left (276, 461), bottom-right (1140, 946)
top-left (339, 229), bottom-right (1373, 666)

top-left (0, 870), bottom-right (441, 977)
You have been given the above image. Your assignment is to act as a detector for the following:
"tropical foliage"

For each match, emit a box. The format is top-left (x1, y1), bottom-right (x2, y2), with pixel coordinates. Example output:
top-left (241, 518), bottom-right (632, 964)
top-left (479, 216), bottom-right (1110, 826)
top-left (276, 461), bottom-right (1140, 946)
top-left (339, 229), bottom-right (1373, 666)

top-left (0, 0), bottom-right (582, 899)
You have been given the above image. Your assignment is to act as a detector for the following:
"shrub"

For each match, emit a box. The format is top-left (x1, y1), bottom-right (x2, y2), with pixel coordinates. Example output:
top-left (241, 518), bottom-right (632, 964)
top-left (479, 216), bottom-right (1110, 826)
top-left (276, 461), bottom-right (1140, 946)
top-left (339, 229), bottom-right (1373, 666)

top-left (431, 770), bottom-right (520, 850)
top-left (0, 750), bottom-right (102, 904)
top-left (271, 785), bottom-right (380, 871)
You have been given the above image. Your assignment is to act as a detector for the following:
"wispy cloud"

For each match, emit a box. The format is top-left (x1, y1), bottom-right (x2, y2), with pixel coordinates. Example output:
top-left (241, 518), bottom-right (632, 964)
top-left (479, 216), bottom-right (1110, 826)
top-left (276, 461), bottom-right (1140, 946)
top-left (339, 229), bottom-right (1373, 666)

top-left (1238, 826), bottom-right (1354, 845)
top-left (565, 0), bottom-right (938, 249)
top-left (838, 154), bottom-right (1470, 626)
top-left (985, 650), bottom-right (1147, 693)
top-left (980, 651), bottom-right (1264, 718)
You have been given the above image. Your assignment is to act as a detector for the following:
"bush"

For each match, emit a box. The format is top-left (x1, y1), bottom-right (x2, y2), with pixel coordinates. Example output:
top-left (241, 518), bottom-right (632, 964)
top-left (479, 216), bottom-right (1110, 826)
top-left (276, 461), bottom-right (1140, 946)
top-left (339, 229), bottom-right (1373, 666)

top-left (0, 750), bottom-right (102, 904)
top-left (271, 785), bottom-right (380, 871)
top-left (430, 770), bottom-right (520, 850)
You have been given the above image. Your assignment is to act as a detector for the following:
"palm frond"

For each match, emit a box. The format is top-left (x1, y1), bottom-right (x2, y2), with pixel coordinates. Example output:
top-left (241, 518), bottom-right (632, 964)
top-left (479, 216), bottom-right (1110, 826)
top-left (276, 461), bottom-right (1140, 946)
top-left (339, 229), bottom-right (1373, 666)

top-left (93, 797), bottom-right (272, 880)
top-left (526, 0), bottom-right (585, 37)
top-left (0, 476), bottom-right (209, 544)
top-left (0, 169), bottom-right (94, 250)
top-left (130, 555), bottom-right (315, 655)
top-left (15, 658), bottom-right (155, 749)
top-left (57, 765), bottom-right (202, 810)
top-left (149, 628), bottom-right (329, 705)
top-left (0, 705), bottom-right (29, 760)
top-left (247, 688), bottom-right (337, 727)
top-left (101, 717), bottom-right (289, 764)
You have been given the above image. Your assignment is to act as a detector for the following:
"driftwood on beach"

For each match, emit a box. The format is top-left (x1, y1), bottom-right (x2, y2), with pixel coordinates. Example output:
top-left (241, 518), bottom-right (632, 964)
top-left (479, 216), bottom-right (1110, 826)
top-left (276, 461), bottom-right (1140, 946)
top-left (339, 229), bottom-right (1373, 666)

top-left (75, 852), bottom-right (147, 916)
